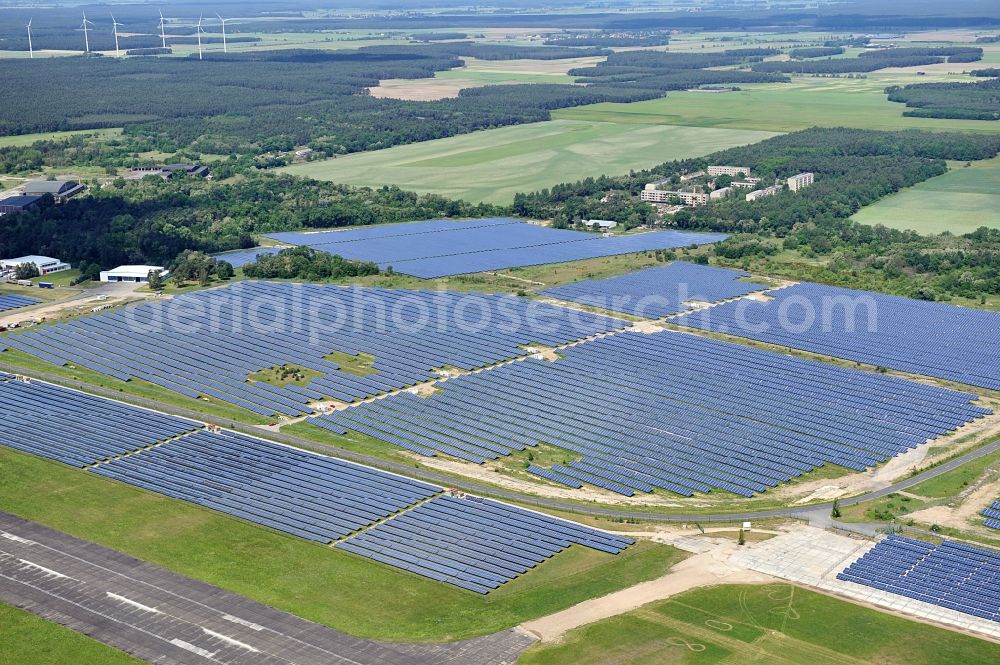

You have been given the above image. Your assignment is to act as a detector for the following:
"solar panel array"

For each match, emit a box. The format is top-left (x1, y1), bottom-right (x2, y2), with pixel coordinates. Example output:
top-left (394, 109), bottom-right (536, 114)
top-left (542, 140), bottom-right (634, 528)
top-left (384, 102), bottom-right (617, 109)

top-left (266, 218), bottom-right (729, 278)
top-left (0, 282), bottom-right (626, 417)
top-left (675, 282), bottom-right (1000, 391)
top-left (0, 375), bottom-right (199, 467)
top-left (313, 330), bottom-right (989, 496)
top-left (337, 494), bottom-right (633, 594)
top-left (838, 535), bottom-right (1000, 623)
top-left (0, 293), bottom-right (40, 313)
top-left (93, 429), bottom-right (441, 542)
top-left (983, 501), bottom-right (1000, 531)
top-left (211, 247), bottom-right (282, 268)
top-left (541, 262), bottom-right (769, 318)
top-left (0, 375), bottom-right (633, 591)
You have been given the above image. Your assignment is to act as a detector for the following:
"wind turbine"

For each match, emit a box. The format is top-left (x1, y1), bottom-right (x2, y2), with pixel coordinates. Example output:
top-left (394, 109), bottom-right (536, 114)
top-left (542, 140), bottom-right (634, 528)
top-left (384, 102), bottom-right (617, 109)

top-left (216, 14), bottom-right (229, 53)
top-left (110, 13), bottom-right (122, 57)
top-left (196, 14), bottom-right (203, 60)
top-left (26, 18), bottom-right (33, 59)
top-left (158, 10), bottom-right (167, 49)
top-left (79, 12), bottom-right (94, 53)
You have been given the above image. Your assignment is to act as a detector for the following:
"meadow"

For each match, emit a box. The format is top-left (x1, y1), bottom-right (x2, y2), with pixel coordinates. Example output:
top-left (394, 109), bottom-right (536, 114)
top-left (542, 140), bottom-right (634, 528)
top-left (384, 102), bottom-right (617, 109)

top-left (518, 583), bottom-right (1000, 665)
top-left (554, 73), bottom-right (1000, 135)
top-left (280, 119), bottom-right (778, 203)
top-left (0, 603), bottom-right (143, 665)
top-left (851, 156), bottom-right (1000, 234)
top-left (0, 446), bottom-right (683, 642)
top-left (0, 127), bottom-right (121, 148)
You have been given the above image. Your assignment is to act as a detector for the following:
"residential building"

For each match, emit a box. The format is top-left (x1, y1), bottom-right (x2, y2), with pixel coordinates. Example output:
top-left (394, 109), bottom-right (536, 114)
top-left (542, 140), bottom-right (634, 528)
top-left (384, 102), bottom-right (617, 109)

top-left (707, 165), bottom-right (751, 177)
top-left (745, 185), bottom-right (784, 202)
top-left (679, 170), bottom-right (706, 182)
top-left (641, 189), bottom-right (708, 205)
top-left (787, 172), bottom-right (815, 192)
top-left (709, 187), bottom-right (733, 200)
top-left (100, 265), bottom-right (169, 283)
top-left (0, 255), bottom-right (70, 275)
top-left (22, 179), bottom-right (84, 201)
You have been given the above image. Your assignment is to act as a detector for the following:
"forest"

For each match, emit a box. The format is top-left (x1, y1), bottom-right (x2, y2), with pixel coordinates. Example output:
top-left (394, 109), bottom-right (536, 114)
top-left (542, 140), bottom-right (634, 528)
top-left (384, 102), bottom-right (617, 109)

top-left (752, 47), bottom-right (982, 74)
top-left (0, 44), bottom-right (797, 165)
top-left (886, 78), bottom-right (1000, 120)
top-left (0, 172), bottom-right (501, 269)
top-left (511, 128), bottom-right (1000, 301)
top-left (242, 247), bottom-right (380, 281)
top-left (0, 46), bottom-right (654, 158)
top-left (788, 46), bottom-right (845, 58)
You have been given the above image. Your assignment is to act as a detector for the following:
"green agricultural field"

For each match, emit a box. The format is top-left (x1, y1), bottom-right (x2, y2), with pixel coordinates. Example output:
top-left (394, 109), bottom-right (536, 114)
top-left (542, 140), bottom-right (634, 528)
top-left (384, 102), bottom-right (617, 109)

top-left (555, 75), bottom-right (1000, 135)
top-left (280, 120), bottom-right (778, 203)
top-left (518, 583), bottom-right (1000, 665)
top-left (0, 127), bottom-right (122, 148)
top-left (852, 157), bottom-right (1000, 234)
top-left (0, 446), bottom-right (683, 642)
top-left (0, 602), bottom-right (142, 665)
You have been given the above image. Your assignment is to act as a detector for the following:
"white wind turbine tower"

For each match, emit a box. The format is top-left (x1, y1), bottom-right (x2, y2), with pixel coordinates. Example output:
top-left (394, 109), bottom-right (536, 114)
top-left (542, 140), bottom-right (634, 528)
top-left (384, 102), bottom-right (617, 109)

top-left (79, 12), bottom-right (94, 53)
top-left (216, 14), bottom-right (229, 53)
top-left (158, 10), bottom-right (167, 49)
top-left (26, 18), bottom-right (33, 59)
top-left (110, 13), bottom-right (122, 57)
top-left (196, 14), bottom-right (204, 60)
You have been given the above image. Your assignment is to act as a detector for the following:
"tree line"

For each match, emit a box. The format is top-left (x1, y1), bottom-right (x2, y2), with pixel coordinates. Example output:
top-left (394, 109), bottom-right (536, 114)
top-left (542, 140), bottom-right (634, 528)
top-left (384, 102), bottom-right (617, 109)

top-left (885, 78), bottom-right (1000, 121)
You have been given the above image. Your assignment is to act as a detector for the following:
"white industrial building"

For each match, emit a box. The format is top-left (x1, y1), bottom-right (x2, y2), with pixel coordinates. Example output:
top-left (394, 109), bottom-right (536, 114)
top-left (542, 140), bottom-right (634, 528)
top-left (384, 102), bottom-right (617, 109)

top-left (0, 255), bottom-right (70, 275)
top-left (100, 265), bottom-right (168, 283)
top-left (787, 172), bottom-right (815, 192)
top-left (582, 219), bottom-right (618, 230)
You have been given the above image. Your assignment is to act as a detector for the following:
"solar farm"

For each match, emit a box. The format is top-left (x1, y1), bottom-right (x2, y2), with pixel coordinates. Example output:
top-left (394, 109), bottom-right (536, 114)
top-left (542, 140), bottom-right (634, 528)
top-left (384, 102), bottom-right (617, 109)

top-left (0, 373), bottom-right (632, 594)
top-left (541, 262), bottom-right (769, 317)
top-left (984, 501), bottom-right (1000, 531)
top-left (314, 329), bottom-right (991, 496)
top-left (0, 282), bottom-right (626, 417)
top-left (0, 293), bottom-right (40, 313)
top-left (675, 282), bottom-right (1000, 391)
top-left (838, 535), bottom-right (999, 623)
top-left (2, 247), bottom-right (1000, 655)
top-left (265, 218), bottom-right (729, 278)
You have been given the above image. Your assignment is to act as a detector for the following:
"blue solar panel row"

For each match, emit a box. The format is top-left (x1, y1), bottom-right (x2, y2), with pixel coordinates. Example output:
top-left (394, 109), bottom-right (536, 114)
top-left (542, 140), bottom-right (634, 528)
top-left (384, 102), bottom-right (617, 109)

top-left (0, 375), bottom-right (199, 467)
top-left (0, 293), bottom-right (41, 313)
top-left (983, 501), bottom-right (1000, 531)
top-left (675, 282), bottom-right (1000, 391)
top-left (838, 534), bottom-right (1000, 623)
top-left (541, 262), bottom-right (769, 318)
top-left (0, 375), bottom-right (634, 591)
top-left (211, 247), bottom-right (282, 268)
top-left (337, 494), bottom-right (633, 593)
top-left (1, 282), bottom-right (627, 418)
top-left (266, 218), bottom-right (729, 278)
top-left (313, 330), bottom-right (990, 497)
top-left (92, 429), bottom-right (442, 542)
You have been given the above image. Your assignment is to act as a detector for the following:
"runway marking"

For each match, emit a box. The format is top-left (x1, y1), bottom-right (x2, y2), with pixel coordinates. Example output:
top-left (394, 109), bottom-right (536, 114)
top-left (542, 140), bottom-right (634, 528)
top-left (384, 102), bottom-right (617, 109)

top-left (2, 532), bottom-right (35, 546)
top-left (170, 639), bottom-right (216, 659)
top-left (222, 614), bottom-right (265, 631)
top-left (18, 559), bottom-right (71, 579)
top-left (107, 592), bottom-right (160, 614)
top-left (203, 627), bottom-right (261, 652)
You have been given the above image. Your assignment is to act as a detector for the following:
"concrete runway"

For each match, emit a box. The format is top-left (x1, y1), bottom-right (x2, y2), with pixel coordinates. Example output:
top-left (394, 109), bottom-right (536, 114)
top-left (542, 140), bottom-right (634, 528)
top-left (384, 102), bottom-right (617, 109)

top-left (0, 512), bottom-right (533, 665)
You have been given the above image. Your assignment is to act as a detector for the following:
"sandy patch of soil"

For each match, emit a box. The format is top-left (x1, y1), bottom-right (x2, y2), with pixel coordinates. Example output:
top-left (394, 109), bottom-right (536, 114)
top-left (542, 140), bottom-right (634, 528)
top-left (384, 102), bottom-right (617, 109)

top-left (520, 540), bottom-right (773, 642)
